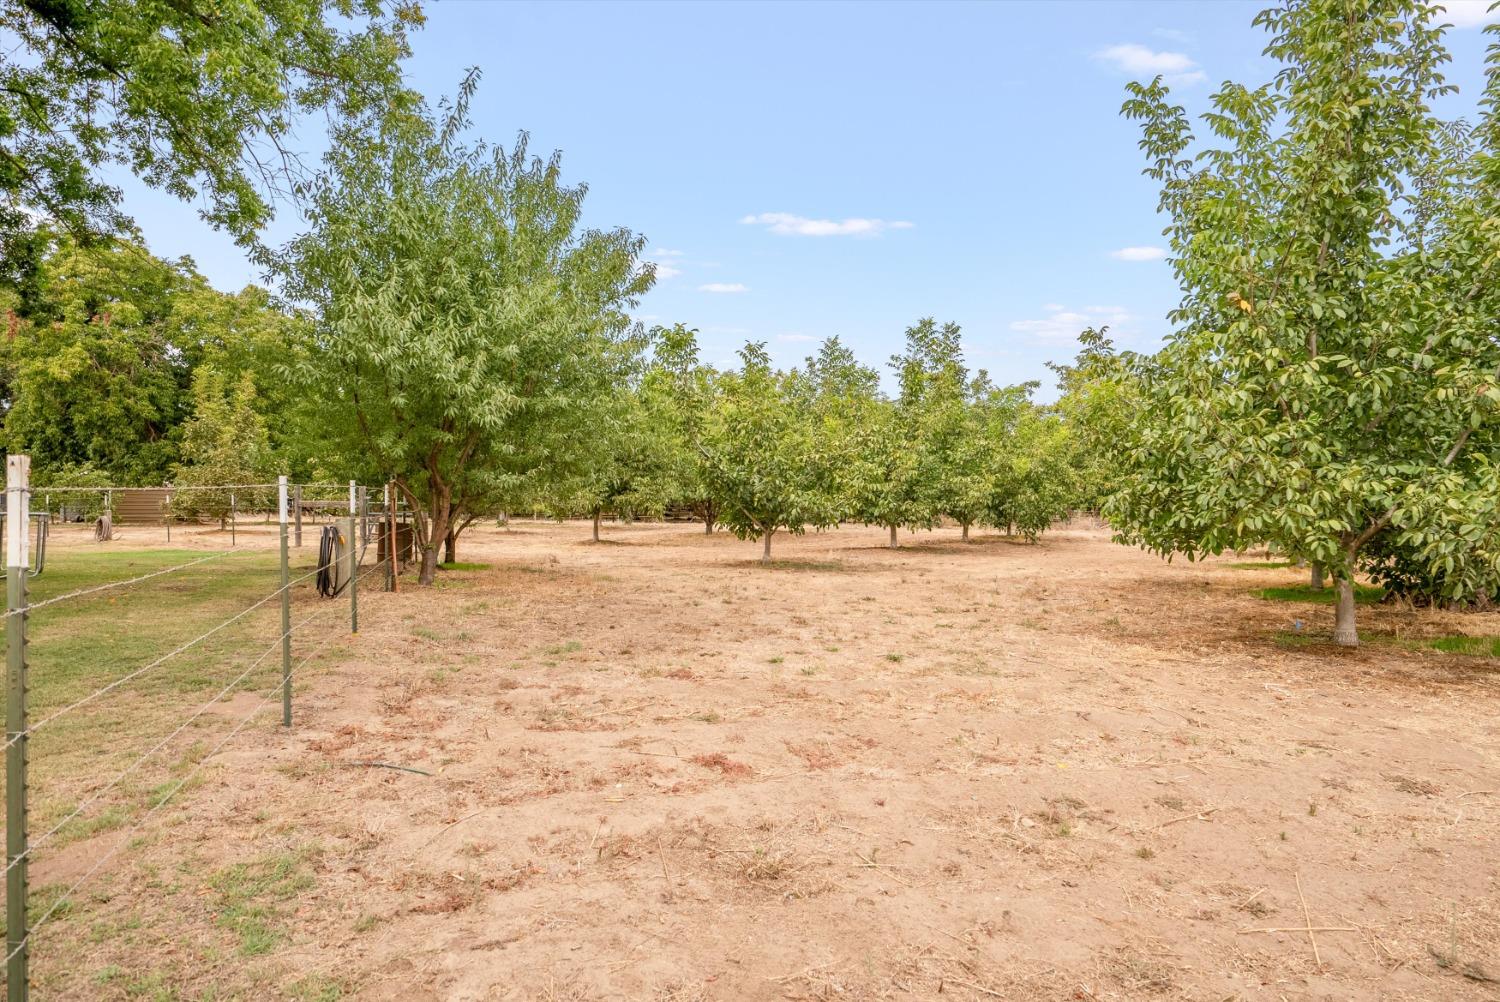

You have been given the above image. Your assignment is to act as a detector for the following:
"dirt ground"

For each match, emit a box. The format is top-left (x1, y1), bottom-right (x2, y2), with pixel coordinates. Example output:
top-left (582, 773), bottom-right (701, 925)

top-left (25, 520), bottom-right (1500, 1001)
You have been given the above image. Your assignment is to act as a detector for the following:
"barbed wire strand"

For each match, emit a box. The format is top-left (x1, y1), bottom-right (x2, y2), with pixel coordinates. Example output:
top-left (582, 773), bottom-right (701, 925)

top-left (3, 625), bottom-right (349, 968)
top-left (2, 565), bottom-right (323, 752)
top-left (6, 605), bottom-right (338, 875)
top-left (20, 549), bottom-right (248, 614)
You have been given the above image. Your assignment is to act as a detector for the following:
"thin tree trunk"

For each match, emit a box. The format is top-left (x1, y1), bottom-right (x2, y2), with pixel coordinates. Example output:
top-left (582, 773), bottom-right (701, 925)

top-left (1310, 561), bottom-right (1325, 590)
top-left (888, 524), bottom-right (899, 549)
top-left (1333, 578), bottom-right (1359, 647)
top-left (704, 520), bottom-right (713, 534)
top-left (761, 529), bottom-right (773, 565)
top-left (420, 512), bottom-right (446, 586)
top-left (961, 521), bottom-right (970, 541)
top-left (444, 529), bottom-right (456, 564)
top-left (592, 510), bottom-right (601, 543)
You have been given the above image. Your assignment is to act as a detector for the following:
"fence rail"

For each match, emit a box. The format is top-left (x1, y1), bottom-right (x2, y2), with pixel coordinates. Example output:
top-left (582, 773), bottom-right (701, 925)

top-left (2, 461), bottom-right (404, 1000)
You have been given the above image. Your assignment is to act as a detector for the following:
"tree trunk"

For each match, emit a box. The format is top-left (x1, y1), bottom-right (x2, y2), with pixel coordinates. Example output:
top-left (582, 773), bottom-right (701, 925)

top-left (417, 489), bottom-right (451, 586)
top-left (444, 529), bottom-right (456, 564)
top-left (704, 519), bottom-right (713, 534)
top-left (1333, 578), bottom-right (1359, 647)
top-left (761, 530), bottom-right (773, 565)
top-left (592, 509), bottom-right (601, 543)
top-left (888, 524), bottom-right (899, 549)
top-left (1309, 561), bottom-right (1325, 589)
top-left (961, 521), bottom-right (970, 541)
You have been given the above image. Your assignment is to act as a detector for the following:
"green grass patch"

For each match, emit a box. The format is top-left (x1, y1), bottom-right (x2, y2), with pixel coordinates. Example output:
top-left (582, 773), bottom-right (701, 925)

top-left (0, 545), bottom-right (332, 844)
top-left (1256, 584), bottom-right (1385, 604)
top-left (438, 561), bottom-right (489, 571)
top-left (1226, 560), bottom-right (1297, 570)
top-left (1426, 635), bottom-right (1500, 657)
top-left (210, 848), bottom-right (318, 956)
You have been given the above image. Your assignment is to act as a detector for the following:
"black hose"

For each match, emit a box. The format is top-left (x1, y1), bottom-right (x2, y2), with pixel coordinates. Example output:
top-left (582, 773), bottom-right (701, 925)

top-left (316, 525), bottom-right (347, 598)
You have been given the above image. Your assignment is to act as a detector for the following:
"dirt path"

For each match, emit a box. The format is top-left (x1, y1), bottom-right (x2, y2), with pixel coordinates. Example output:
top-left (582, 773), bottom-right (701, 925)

top-left (33, 522), bottom-right (1500, 1000)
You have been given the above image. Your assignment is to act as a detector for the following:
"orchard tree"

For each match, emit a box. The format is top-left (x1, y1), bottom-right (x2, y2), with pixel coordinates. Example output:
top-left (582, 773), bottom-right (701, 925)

top-left (946, 376), bottom-right (1030, 540)
top-left (1108, 0), bottom-right (1500, 645)
top-left (793, 335), bottom-right (881, 525)
top-left (640, 323), bottom-right (722, 532)
top-left (848, 318), bottom-right (961, 548)
top-left (172, 366), bottom-right (274, 525)
top-left (1048, 327), bottom-right (1143, 513)
top-left (0, 0), bottom-right (419, 271)
top-left (987, 400), bottom-right (1074, 540)
top-left (701, 343), bottom-right (836, 564)
top-left (557, 374), bottom-right (679, 543)
top-left (282, 75), bottom-right (652, 584)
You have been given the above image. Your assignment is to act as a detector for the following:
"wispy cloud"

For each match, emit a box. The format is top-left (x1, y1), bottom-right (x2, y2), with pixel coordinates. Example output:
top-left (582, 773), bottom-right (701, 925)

top-left (649, 262), bottom-right (683, 280)
top-left (1110, 245), bottom-right (1167, 262)
top-left (740, 212), bottom-right (914, 237)
top-left (776, 333), bottom-right (816, 343)
top-left (1095, 43), bottom-right (1205, 86)
top-left (699, 282), bottom-right (749, 294)
top-left (1011, 304), bottom-right (1133, 341)
top-left (1433, 1), bottom-right (1500, 28)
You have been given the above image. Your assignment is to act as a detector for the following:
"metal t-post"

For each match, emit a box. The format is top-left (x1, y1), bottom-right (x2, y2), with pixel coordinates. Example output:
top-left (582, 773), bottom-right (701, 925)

top-left (230, 492), bottom-right (237, 547)
top-left (346, 515), bottom-right (358, 635)
top-left (278, 476), bottom-right (292, 727)
top-left (7, 455), bottom-right (31, 1001)
top-left (293, 484), bottom-right (303, 547)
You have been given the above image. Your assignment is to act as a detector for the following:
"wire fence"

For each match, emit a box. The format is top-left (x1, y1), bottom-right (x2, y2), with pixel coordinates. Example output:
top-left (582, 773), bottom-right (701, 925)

top-left (0, 462), bottom-right (412, 1000)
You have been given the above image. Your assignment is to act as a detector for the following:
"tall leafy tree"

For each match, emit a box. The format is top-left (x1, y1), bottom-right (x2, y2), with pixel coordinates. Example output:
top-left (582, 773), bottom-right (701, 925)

top-left (640, 324), bottom-right (721, 532)
top-left (0, 0), bottom-right (420, 269)
top-left (1048, 327), bottom-right (1142, 513)
top-left (701, 343), bottom-right (836, 564)
top-left (848, 318), bottom-right (961, 548)
top-left (1108, 0), bottom-right (1500, 645)
top-left (171, 366), bottom-right (274, 524)
top-left (281, 75), bottom-right (651, 584)
top-left (2, 231), bottom-right (299, 483)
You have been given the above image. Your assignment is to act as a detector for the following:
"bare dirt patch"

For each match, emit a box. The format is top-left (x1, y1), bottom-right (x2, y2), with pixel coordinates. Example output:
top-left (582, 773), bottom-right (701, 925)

top-left (20, 521), bottom-right (1500, 1000)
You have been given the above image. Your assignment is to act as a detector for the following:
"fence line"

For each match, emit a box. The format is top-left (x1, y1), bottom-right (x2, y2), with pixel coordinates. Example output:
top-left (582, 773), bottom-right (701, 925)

top-left (2, 564), bottom-right (324, 753)
top-left (4, 604), bottom-right (340, 877)
top-left (4, 463), bottom-right (409, 1000)
top-left (3, 619), bottom-right (351, 970)
top-left (19, 548), bottom-right (247, 614)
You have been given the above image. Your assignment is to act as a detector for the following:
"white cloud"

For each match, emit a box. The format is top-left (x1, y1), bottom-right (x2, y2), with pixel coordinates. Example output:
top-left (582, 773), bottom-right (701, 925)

top-left (1432, 1), bottom-right (1500, 27)
top-left (1110, 245), bottom-right (1167, 262)
top-left (740, 212), bottom-right (915, 237)
top-left (649, 262), bottom-right (683, 280)
top-left (699, 282), bottom-right (749, 294)
top-left (1095, 43), bottom-right (1205, 86)
top-left (1011, 304), bottom-right (1133, 341)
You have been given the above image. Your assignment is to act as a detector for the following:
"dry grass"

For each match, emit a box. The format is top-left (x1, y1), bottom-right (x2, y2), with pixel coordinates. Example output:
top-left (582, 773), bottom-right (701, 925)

top-left (12, 520), bottom-right (1500, 1000)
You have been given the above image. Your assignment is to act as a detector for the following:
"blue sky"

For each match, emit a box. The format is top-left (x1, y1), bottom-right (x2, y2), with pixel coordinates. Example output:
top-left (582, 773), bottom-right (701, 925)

top-left (111, 0), bottom-right (1499, 396)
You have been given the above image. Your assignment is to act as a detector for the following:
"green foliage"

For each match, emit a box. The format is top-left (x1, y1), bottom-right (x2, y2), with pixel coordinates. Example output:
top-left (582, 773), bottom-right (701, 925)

top-left (32, 461), bottom-right (114, 521)
top-left (1106, 0), bottom-right (1500, 644)
top-left (170, 366), bottom-right (274, 522)
top-left (0, 0), bottom-right (420, 262)
top-left (845, 319), bottom-right (959, 540)
top-left (2, 232), bottom-right (299, 484)
top-left (639, 324), bottom-right (722, 529)
top-left (280, 74), bottom-right (651, 582)
top-left (701, 343), bottom-right (839, 561)
top-left (1048, 327), bottom-right (1142, 511)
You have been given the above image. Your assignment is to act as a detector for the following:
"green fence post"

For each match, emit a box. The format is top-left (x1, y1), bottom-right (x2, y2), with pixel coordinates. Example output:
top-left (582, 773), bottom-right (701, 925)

top-left (7, 454), bottom-right (32, 1002)
top-left (278, 476), bottom-right (292, 727)
top-left (293, 485), bottom-right (302, 548)
top-left (346, 515), bottom-right (358, 635)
